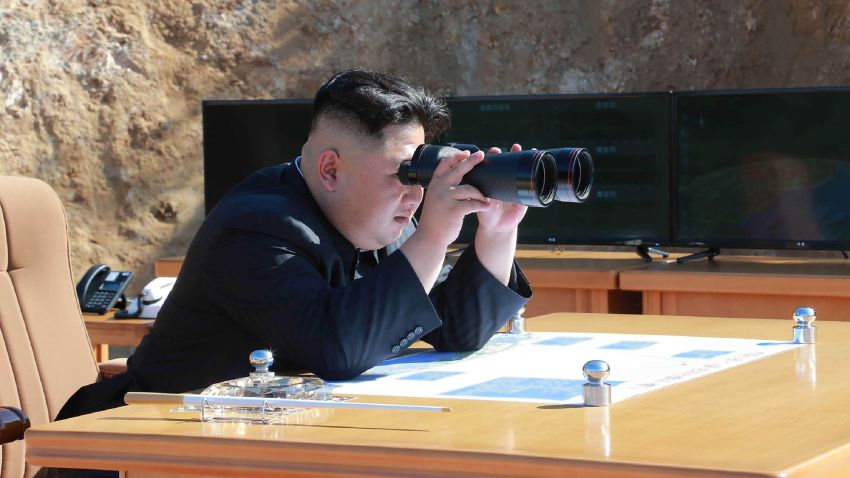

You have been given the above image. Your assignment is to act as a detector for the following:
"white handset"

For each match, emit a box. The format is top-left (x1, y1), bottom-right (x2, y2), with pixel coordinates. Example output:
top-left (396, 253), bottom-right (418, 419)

top-left (140, 277), bottom-right (176, 319)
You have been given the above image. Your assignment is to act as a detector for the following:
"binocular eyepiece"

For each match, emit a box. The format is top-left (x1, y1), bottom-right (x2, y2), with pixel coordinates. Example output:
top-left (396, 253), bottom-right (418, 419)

top-left (398, 143), bottom-right (593, 207)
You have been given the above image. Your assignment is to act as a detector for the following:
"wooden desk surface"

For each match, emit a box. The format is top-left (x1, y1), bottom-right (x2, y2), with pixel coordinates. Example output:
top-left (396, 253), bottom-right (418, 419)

top-left (27, 313), bottom-right (850, 477)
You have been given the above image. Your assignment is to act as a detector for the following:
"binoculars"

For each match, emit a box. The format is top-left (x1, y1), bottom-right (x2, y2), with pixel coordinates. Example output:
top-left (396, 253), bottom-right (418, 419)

top-left (397, 143), bottom-right (594, 207)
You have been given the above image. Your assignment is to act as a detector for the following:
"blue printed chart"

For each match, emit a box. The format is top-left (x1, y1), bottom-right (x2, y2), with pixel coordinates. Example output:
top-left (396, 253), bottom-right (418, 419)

top-left (329, 332), bottom-right (801, 404)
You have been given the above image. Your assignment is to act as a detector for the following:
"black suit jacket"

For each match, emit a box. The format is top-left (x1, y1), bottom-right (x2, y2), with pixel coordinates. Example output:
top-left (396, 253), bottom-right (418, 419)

top-left (59, 162), bottom-right (531, 418)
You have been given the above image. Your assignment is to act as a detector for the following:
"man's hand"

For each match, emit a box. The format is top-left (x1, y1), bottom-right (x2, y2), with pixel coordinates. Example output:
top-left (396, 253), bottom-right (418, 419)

top-left (476, 144), bottom-right (529, 233)
top-left (415, 149), bottom-right (490, 248)
top-left (401, 148), bottom-right (490, 292)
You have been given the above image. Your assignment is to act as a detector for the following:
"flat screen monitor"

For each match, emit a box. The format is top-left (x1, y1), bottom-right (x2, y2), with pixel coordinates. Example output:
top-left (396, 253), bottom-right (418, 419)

top-left (445, 94), bottom-right (672, 245)
top-left (675, 88), bottom-right (850, 250)
top-left (202, 94), bottom-right (672, 247)
top-left (202, 99), bottom-right (313, 214)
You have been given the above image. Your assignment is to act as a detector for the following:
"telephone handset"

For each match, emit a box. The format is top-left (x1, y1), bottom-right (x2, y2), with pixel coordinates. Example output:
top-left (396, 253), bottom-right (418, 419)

top-left (76, 264), bottom-right (134, 314)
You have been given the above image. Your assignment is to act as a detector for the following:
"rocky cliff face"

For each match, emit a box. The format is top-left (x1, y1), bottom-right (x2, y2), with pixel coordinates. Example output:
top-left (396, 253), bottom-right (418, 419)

top-left (2, 0), bottom-right (849, 290)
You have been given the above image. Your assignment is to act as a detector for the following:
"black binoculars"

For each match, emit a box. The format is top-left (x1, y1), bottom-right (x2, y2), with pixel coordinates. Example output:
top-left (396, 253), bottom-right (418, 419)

top-left (397, 143), bottom-right (593, 207)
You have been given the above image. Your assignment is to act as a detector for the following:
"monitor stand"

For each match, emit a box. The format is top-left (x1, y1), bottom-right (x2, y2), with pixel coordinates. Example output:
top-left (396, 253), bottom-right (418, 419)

top-left (676, 247), bottom-right (721, 263)
top-left (636, 246), bottom-right (669, 262)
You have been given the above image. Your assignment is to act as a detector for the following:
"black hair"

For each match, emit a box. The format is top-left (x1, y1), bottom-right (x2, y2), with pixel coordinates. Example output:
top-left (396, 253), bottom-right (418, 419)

top-left (312, 69), bottom-right (450, 143)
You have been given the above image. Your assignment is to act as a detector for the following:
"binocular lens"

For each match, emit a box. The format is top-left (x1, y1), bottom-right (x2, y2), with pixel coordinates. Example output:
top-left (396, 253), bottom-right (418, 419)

top-left (534, 154), bottom-right (556, 205)
top-left (398, 143), bottom-right (593, 207)
top-left (549, 148), bottom-right (594, 203)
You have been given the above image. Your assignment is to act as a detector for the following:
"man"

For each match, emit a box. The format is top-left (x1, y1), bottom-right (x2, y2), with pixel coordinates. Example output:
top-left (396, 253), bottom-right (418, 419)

top-left (59, 69), bottom-right (531, 417)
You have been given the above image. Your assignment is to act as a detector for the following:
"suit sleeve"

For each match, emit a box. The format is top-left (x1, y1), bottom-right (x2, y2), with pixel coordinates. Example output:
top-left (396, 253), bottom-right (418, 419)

top-left (422, 242), bottom-right (532, 351)
top-left (203, 233), bottom-right (442, 381)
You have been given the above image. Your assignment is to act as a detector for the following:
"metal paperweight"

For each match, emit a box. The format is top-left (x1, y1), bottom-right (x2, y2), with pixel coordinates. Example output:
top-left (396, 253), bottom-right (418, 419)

top-left (792, 307), bottom-right (817, 344)
top-left (506, 307), bottom-right (527, 335)
top-left (582, 360), bottom-right (612, 407)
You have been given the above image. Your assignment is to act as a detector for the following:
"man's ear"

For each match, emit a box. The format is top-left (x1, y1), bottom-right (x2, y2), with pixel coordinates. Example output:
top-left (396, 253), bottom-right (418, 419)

top-left (315, 149), bottom-right (341, 192)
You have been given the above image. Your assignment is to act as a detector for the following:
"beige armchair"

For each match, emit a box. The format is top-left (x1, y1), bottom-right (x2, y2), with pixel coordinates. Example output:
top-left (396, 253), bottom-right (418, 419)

top-left (0, 176), bottom-right (126, 477)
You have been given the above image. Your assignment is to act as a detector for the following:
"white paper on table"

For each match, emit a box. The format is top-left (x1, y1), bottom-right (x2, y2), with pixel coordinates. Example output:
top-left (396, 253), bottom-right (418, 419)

top-left (329, 332), bottom-right (801, 404)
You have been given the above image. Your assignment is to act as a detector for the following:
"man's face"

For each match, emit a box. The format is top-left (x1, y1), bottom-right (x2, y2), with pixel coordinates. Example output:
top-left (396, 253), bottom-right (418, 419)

top-left (335, 123), bottom-right (425, 249)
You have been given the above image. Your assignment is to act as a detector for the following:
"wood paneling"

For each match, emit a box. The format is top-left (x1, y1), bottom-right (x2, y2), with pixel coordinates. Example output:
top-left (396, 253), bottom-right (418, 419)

top-left (622, 256), bottom-right (850, 320)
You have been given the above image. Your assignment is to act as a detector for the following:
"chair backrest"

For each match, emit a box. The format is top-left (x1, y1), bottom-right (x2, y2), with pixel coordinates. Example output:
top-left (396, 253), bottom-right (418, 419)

top-left (0, 176), bottom-right (99, 478)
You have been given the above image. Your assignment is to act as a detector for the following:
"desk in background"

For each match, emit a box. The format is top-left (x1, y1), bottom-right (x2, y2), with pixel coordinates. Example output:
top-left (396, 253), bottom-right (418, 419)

top-left (156, 251), bottom-right (850, 321)
top-left (513, 250), bottom-right (649, 316)
top-left (153, 256), bottom-right (183, 277)
top-left (81, 258), bottom-right (178, 361)
top-left (156, 251), bottom-right (649, 317)
top-left (84, 313), bottom-right (153, 362)
top-left (620, 256), bottom-right (850, 321)
top-left (27, 312), bottom-right (850, 477)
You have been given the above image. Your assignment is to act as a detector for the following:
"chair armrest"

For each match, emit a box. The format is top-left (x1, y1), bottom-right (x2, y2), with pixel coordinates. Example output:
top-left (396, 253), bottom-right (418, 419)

top-left (98, 358), bottom-right (128, 380)
top-left (0, 406), bottom-right (30, 444)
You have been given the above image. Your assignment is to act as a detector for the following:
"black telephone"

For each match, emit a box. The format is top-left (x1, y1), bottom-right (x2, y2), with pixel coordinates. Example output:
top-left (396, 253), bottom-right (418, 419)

top-left (76, 264), bottom-right (134, 314)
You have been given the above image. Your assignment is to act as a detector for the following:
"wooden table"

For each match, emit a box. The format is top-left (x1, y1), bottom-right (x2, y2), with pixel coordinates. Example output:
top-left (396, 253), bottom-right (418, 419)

top-left (84, 313), bottom-right (153, 362)
top-left (620, 256), bottom-right (850, 321)
top-left (156, 251), bottom-right (650, 317)
top-left (26, 313), bottom-right (850, 477)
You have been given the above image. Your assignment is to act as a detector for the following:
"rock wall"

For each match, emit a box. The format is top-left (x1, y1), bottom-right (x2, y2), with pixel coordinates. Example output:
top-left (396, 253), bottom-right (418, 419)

top-left (2, 0), bottom-right (849, 291)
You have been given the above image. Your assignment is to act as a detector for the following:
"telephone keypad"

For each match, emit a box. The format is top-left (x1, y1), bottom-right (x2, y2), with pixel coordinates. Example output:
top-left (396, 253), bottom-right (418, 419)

top-left (77, 266), bottom-right (134, 314)
top-left (88, 291), bottom-right (115, 309)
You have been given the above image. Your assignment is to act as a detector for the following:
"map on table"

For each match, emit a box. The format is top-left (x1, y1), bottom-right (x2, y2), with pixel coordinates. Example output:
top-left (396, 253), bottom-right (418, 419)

top-left (328, 332), bottom-right (801, 404)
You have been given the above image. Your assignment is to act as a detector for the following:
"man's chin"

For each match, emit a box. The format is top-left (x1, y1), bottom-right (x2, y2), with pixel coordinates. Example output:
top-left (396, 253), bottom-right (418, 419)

top-left (376, 226), bottom-right (407, 249)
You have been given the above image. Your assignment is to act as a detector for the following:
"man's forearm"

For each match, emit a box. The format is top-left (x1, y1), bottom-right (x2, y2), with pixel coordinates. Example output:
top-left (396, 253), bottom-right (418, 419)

top-left (399, 232), bottom-right (446, 292)
top-left (473, 227), bottom-right (517, 285)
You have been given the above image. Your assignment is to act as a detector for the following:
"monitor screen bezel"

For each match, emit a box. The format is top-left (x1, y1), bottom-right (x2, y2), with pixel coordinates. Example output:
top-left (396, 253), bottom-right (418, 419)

top-left (672, 86), bottom-right (850, 251)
